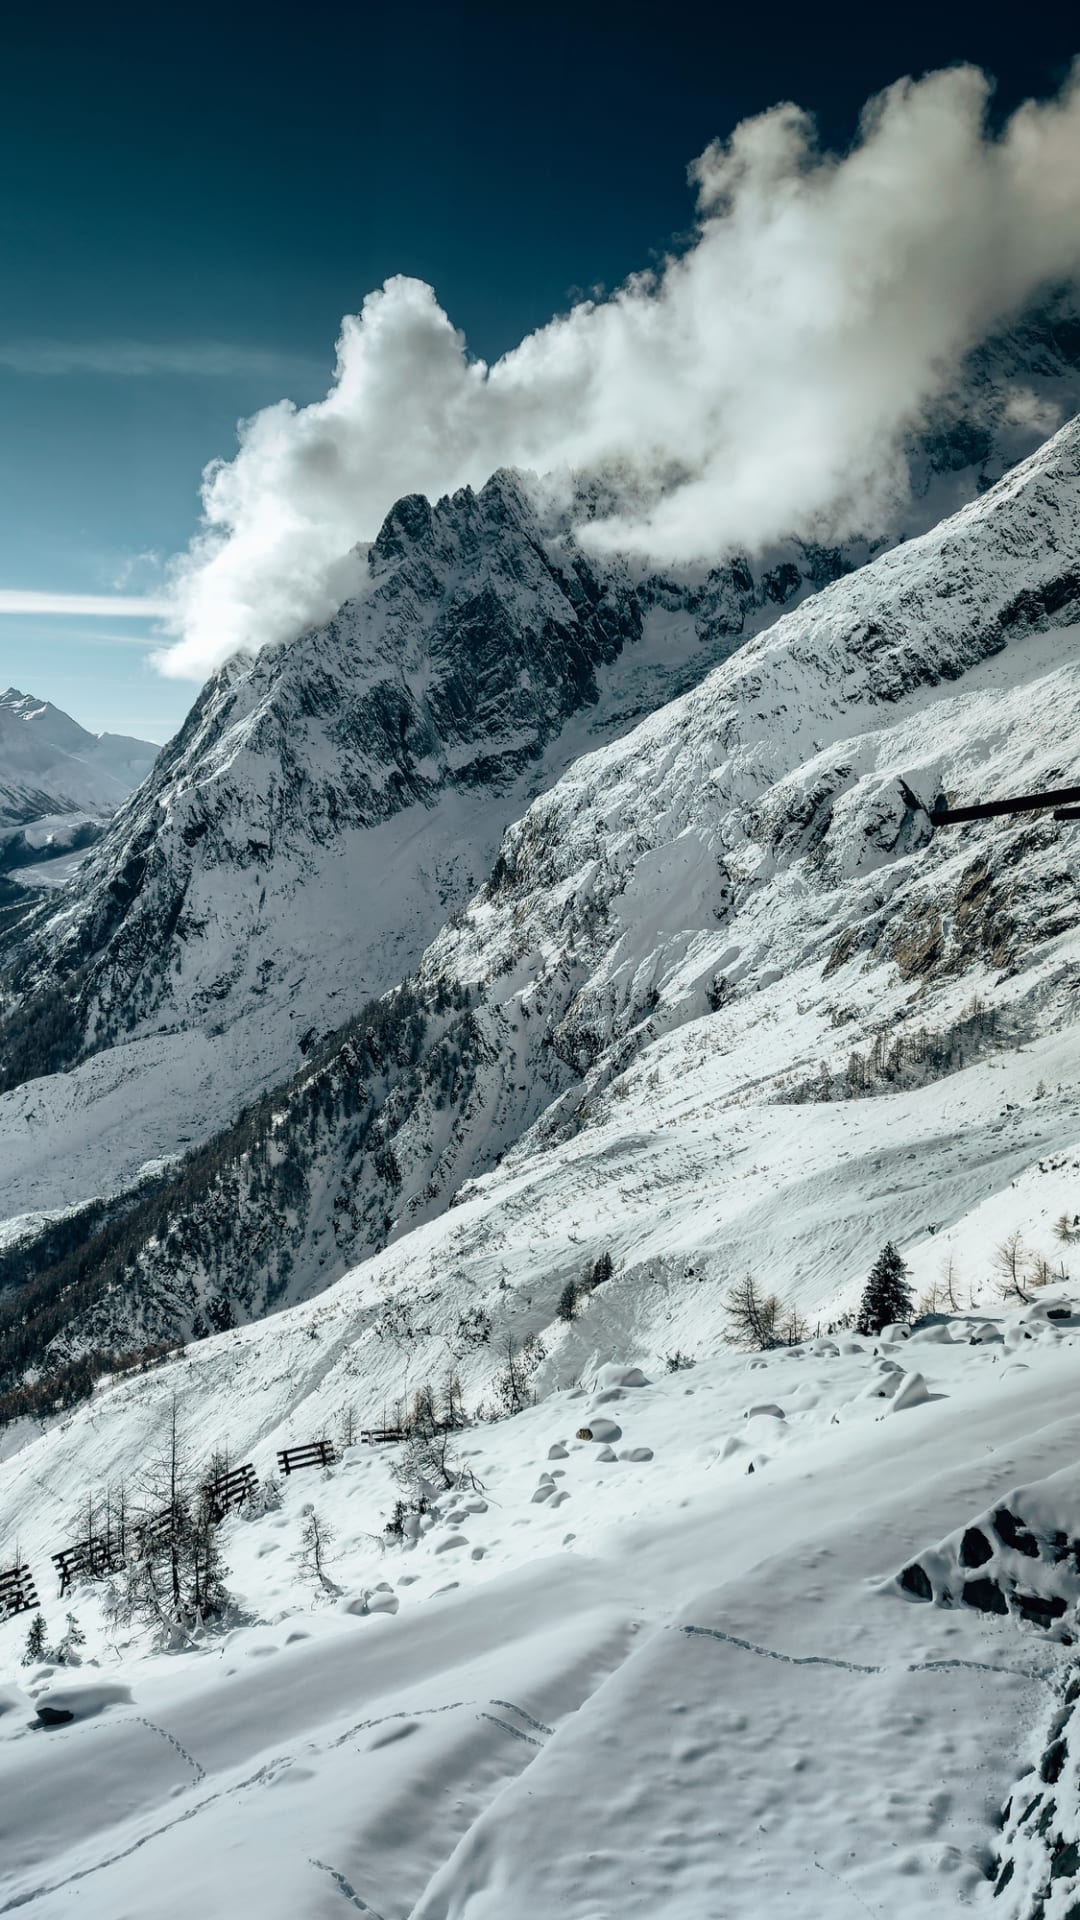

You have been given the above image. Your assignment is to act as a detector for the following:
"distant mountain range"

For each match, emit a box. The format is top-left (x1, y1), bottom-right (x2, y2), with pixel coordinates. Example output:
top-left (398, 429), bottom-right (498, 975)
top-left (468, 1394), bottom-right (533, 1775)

top-left (0, 686), bottom-right (158, 826)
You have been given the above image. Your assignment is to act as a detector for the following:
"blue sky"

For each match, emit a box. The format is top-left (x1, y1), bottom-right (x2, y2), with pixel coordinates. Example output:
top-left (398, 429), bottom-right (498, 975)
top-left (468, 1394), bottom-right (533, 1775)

top-left (0, 0), bottom-right (1074, 742)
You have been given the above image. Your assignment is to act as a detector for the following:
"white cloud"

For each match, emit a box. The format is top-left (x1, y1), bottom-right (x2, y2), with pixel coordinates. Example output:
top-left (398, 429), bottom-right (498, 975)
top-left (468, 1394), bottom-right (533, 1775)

top-left (0, 591), bottom-right (168, 617)
top-left (158, 63), bottom-right (1080, 681)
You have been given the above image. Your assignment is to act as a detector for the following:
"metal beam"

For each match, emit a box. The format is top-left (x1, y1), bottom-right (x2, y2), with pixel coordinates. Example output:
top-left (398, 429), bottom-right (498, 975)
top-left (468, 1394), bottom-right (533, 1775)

top-left (930, 783), bottom-right (1080, 825)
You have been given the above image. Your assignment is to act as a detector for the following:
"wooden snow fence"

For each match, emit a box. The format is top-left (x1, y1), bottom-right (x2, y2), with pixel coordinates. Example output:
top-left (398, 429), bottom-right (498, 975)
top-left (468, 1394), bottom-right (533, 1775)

top-left (49, 1462), bottom-right (257, 1594)
top-left (0, 1562), bottom-right (39, 1620)
top-left (52, 1535), bottom-right (125, 1597)
top-left (360, 1427), bottom-right (406, 1444)
top-left (276, 1440), bottom-right (336, 1477)
top-left (202, 1460), bottom-right (257, 1522)
top-left (128, 1506), bottom-right (181, 1557)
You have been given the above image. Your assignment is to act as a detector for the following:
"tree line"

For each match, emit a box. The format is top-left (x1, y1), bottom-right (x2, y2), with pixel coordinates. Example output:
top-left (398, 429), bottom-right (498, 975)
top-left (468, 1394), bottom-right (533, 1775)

top-left (724, 1242), bottom-right (915, 1349)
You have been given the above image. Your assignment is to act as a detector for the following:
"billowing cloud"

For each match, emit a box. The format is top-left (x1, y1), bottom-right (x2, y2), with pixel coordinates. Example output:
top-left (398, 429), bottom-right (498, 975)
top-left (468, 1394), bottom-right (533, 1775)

top-left (159, 63), bottom-right (1080, 680)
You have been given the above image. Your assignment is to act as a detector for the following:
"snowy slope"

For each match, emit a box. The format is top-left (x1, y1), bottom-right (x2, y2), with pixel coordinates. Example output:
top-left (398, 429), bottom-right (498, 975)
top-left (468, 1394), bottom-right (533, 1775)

top-left (1, 1294), bottom-right (1079, 1916)
top-left (0, 688), bottom-right (157, 831)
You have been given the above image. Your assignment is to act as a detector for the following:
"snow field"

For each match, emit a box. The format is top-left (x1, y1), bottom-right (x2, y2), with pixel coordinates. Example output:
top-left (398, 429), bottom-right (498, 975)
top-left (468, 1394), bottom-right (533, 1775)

top-left (2, 1297), bottom-right (1080, 1914)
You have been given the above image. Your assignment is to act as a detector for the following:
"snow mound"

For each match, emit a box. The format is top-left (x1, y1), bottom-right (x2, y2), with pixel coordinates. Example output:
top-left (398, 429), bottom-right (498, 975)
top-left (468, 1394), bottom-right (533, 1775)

top-left (588, 1363), bottom-right (651, 1391)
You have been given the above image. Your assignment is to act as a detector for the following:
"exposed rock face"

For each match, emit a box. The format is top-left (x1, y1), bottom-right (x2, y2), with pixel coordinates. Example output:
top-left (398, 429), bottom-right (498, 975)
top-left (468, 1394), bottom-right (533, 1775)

top-left (896, 1457), bottom-right (1080, 1643)
top-left (991, 1667), bottom-right (1080, 1916)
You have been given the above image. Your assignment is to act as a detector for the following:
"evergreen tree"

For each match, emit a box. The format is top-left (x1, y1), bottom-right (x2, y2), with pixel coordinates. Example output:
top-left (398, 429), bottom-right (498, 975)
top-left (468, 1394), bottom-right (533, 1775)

top-left (856, 1242), bottom-right (914, 1334)
top-left (440, 1372), bottom-right (467, 1431)
top-left (492, 1334), bottom-right (531, 1415)
top-left (186, 1485), bottom-right (231, 1622)
top-left (584, 1250), bottom-right (613, 1292)
top-left (108, 1397), bottom-right (232, 1643)
top-left (56, 1611), bottom-right (86, 1663)
top-left (22, 1613), bottom-right (46, 1665)
top-left (557, 1279), bottom-right (580, 1322)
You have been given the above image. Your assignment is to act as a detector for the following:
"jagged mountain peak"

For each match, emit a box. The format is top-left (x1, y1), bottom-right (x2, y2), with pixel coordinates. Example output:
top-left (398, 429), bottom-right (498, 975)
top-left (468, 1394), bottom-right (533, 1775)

top-left (0, 474), bottom-right (646, 1155)
top-left (370, 466), bottom-right (537, 566)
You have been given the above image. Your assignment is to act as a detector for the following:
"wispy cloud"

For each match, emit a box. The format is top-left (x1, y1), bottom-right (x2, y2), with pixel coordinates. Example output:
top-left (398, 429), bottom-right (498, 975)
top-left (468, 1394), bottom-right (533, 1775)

top-left (0, 591), bottom-right (168, 617)
top-left (0, 626), bottom-right (160, 648)
top-left (0, 341), bottom-right (326, 383)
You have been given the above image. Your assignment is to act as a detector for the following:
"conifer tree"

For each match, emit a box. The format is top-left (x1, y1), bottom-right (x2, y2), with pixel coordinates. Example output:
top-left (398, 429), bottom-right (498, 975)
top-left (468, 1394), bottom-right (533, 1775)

top-left (585, 1250), bottom-right (613, 1291)
top-left (440, 1372), bottom-right (467, 1431)
top-left (856, 1242), bottom-right (914, 1334)
top-left (108, 1396), bottom-right (231, 1642)
top-left (57, 1611), bottom-right (86, 1663)
top-left (22, 1613), bottom-right (46, 1665)
top-left (557, 1279), bottom-right (580, 1322)
top-left (299, 1505), bottom-right (335, 1589)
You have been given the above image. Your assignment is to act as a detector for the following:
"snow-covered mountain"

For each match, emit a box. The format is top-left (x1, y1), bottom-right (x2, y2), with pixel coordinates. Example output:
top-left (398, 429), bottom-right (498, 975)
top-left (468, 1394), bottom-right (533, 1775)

top-left (4, 300), bottom-right (1080, 1245)
top-left (0, 687), bottom-right (158, 833)
top-left (0, 479), bottom-right (862, 1219)
top-left (7, 407), bottom-right (1080, 1390)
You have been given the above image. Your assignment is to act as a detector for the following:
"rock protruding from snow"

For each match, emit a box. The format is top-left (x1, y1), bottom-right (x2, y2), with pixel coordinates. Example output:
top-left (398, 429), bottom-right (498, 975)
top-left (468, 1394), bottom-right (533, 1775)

top-left (34, 1681), bottom-right (133, 1725)
top-left (894, 1462), bottom-right (1080, 1637)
